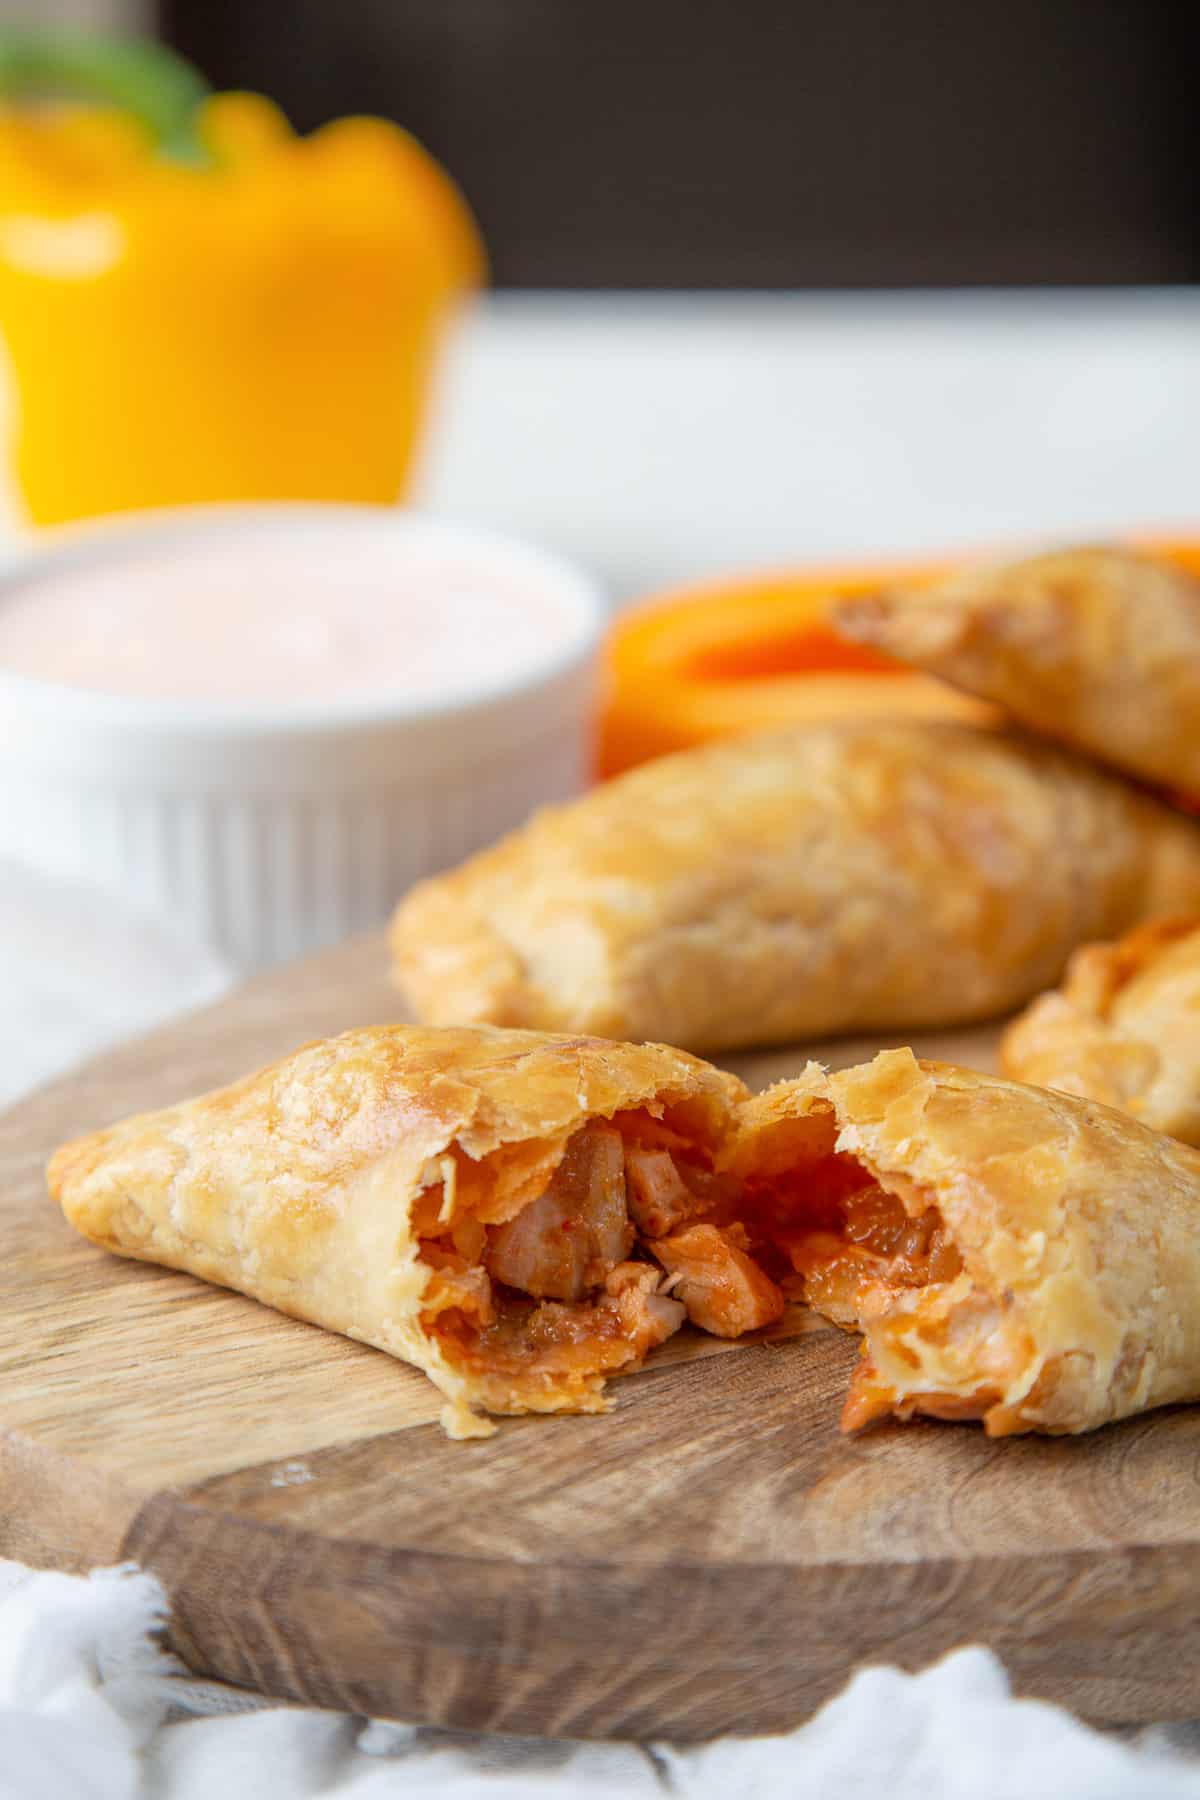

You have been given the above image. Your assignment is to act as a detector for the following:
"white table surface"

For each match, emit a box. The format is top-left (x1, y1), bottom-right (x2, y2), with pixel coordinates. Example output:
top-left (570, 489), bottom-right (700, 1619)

top-left (419, 288), bottom-right (1200, 599)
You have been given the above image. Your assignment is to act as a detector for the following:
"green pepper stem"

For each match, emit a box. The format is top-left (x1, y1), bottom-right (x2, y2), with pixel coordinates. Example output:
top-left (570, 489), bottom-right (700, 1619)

top-left (0, 27), bottom-right (211, 161)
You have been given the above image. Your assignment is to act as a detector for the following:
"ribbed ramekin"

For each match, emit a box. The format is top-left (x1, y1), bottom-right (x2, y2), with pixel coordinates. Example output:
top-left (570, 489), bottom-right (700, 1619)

top-left (0, 505), bottom-right (603, 968)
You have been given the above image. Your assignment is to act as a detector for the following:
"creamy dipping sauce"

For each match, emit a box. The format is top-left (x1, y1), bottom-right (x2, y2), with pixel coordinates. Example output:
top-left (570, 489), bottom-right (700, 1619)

top-left (0, 519), bottom-right (584, 706)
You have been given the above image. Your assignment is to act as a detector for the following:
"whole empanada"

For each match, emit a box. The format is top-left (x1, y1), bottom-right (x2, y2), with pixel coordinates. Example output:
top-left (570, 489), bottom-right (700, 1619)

top-left (48, 1024), bottom-right (768, 1438)
top-left (733, 1048), bottom-right (1200, 1436)
top-left (834, 545), bottom-right (1200, 793)
top-left (1002, 917), bottom-right (1200, 1145)
top-left (390, 720), bottom-right (1200, 1052)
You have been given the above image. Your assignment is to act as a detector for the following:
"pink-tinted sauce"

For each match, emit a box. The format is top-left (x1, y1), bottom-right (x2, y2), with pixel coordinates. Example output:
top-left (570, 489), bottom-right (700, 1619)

top-left (0, 526), bottom-right (578, 705)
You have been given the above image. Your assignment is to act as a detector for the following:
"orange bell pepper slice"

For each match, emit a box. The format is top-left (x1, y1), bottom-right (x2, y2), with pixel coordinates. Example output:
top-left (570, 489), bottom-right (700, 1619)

top-left (597, 561), bottom-right (994, 779)
top-left (599, 538), bottom-right (1200, 781)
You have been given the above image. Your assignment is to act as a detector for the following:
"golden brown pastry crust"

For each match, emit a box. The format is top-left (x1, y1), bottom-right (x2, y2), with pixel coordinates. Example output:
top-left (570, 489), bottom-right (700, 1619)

top-left (833, 546), bottom-right (1200, 793)
top-left (731, 1048), bottom-right (1200, 1435)
top-left (390, 720), bottom-right (1200, 1053)
top-left (48, 1025), bottom-right (743, 1436)
top-left (1002, 917), bottom-right (1200, 1146)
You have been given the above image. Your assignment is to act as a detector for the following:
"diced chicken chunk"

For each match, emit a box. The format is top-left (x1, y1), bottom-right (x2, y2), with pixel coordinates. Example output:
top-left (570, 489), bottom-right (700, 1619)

top-left (485, 1122), bottom-right (634, 1301)
top-left (652, 1223), bottom-right (785, 1337)
top-left (604, 1259), bottom-right (687, 1349)
top-left (625, 1146), bottom-right (696, 1237)
top-left (625, 1144), bottom-right (736, 1236)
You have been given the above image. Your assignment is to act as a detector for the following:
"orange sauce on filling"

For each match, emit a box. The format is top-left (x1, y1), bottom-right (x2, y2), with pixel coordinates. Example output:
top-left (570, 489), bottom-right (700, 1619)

top-left (417, 1130), bottom-right (969, 1418)
top-left (429, 1288), bottom-right (644, 1378)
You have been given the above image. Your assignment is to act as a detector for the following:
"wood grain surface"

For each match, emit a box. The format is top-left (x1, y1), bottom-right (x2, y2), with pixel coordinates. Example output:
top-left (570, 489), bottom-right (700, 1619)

top-left (4, 931), bottom-right (1199, 1741)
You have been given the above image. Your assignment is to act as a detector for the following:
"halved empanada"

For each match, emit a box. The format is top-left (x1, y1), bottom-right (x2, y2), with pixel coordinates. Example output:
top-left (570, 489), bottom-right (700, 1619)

top-left (390, 720), bottom-right (1200, 1052)
top-left (50, 1030), bottom-right (1200, 1440)
top-left (834, 545), bottom-right (1200, 794)
top-left (48, 1025), bottom-right (768, 1437)
top-left (1002, 917), bottom-right (1200, 1146)
top-left (732, 1048), bottom-right (1200, 1436)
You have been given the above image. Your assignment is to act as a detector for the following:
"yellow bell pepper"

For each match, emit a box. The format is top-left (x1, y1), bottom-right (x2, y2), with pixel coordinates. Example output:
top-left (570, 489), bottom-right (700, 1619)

top-left (0, 31), bottom-right (484, 525)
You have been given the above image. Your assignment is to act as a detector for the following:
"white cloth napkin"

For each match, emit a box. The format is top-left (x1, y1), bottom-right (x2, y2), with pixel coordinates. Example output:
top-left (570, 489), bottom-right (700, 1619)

top-left (2, 1558), bottom-right (1200, 1800)
top-left (0, 857), bottom-right (232, 1108)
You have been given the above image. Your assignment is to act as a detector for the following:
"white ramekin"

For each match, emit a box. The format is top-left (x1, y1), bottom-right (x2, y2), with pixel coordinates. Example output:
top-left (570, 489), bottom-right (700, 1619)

top-left (0, 504), bottom-right (604, 968)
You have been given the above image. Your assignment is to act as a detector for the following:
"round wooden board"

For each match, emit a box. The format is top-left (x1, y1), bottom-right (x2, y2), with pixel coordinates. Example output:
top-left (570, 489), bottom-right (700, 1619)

top-left (4, 931), bottom-right (1200, 1742)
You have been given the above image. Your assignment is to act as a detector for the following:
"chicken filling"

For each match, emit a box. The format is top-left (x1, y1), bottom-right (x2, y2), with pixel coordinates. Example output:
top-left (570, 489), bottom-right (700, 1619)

top-left (746, 1150), bottom-right (1030, 1432)
top-left (418, 1120), bottom-right (1015, 1427)
top-left (417, 1116), bottom-right (786, 1395)
top-left (747, 1152), bottom-right (963, 1319)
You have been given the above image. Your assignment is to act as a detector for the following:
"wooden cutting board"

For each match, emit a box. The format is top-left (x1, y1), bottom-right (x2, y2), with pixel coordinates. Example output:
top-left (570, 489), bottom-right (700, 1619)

top-left (3, 931), bottom-right (1199, 1742)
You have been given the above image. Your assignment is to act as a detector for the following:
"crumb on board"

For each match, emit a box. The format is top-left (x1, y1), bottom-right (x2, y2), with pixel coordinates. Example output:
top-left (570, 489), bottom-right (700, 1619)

top-left (441, 1401), bottom-right (498, 1440)
top-left (269, 1459), bottom-right (316, 1488)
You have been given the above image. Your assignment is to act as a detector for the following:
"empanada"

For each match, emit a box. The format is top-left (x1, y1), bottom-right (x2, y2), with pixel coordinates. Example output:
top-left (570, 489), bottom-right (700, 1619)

top-left (833, 545), bottom-right (1200, 793)
top-left (50, 1028), bottom-right (1200, 1440)
top-left (1002, 917), bottom-right (1200, 1145)
top-left (731, 1048), bottom-right (1200, 1436)
top-left (390, 720), bottom-right (1200, 1052)
top-left (47, 1025), bottom-right (766, 1438)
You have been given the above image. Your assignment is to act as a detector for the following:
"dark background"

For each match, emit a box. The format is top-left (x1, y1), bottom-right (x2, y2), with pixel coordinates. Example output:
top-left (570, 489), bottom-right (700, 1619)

top-left (159, 0), bottom-right (1200, 288)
